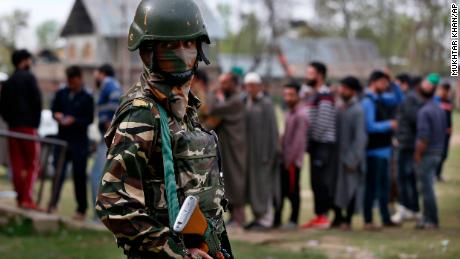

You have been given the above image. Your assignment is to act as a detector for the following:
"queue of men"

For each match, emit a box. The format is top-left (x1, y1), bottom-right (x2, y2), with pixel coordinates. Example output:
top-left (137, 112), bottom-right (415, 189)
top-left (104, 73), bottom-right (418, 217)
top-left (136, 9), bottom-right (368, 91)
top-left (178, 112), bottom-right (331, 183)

top-left (198, 62), bottom-right (452, 232)
top-left (0, 49), bottom-right (454, 231)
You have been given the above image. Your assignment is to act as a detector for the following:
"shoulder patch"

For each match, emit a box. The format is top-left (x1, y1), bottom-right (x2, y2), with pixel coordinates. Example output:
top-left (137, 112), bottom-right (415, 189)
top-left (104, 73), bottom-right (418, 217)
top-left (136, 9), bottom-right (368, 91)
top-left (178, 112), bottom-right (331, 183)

top-left (133, 98), bottom-right (151, 108)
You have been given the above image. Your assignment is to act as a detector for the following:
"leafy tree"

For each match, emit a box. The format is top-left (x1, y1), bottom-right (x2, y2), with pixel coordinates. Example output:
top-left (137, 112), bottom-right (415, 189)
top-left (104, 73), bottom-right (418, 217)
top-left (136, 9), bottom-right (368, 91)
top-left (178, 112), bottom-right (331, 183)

top-left (220, 12), bottom-right (266, 55)
top-left (36, 20), bottom-right (60, 50)
top-left (314, 0), bottom-right (450, 74)
top-left (0, 9), bottom-right (29, 51)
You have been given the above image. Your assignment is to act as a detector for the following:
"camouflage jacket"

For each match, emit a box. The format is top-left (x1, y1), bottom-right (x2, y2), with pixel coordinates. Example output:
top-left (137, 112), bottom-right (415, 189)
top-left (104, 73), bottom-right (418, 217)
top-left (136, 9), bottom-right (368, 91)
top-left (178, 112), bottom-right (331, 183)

top-left (95, 82), bottom-right (225, 258)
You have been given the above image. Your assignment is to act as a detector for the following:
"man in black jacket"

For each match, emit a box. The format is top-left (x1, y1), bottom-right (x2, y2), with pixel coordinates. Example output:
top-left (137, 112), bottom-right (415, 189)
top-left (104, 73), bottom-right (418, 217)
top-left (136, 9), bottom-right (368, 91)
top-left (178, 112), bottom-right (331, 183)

top-left (0, 49), bottom-right (42, 210)
top-left (49, 66), bottom-right (94, 221)
top-left (393, 76), bottom-right (423, 224)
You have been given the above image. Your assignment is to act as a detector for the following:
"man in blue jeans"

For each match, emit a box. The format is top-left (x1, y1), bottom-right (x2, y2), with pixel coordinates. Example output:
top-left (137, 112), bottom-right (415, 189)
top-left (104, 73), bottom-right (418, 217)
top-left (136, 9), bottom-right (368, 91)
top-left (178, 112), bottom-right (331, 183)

top-left (414, 73), bottom-right (447, 229)
top-left (362, 71), bottom-right (403, 230)
top-left (90, 64), bottom-right (122, 221)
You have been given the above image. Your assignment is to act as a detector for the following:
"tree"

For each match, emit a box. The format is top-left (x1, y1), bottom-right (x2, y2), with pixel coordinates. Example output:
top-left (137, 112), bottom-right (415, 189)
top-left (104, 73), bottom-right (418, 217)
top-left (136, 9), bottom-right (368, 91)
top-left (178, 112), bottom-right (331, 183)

top-left (36, 20), bottom-right (60, 50)
top-left (0, 9), bottom-right (29, 51)
top-left (217, 3), bottom-right (232, 36)
top-left (314, 0), bottom-right (374, 39)
top-left (314, 0), bottom-right (450, 74)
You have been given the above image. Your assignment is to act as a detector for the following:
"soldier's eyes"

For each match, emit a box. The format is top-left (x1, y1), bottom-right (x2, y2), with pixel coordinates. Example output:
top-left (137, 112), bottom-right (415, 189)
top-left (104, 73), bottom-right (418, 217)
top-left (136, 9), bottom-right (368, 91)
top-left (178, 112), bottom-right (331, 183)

top-left (158, 40), bottom-right (195, 50)
top-left (159, 42), bottom-right (179, 49)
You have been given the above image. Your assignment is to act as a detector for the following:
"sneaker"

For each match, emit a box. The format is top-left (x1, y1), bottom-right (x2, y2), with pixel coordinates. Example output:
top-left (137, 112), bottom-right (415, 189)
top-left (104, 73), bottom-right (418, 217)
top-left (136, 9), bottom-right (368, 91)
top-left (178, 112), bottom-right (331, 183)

top-left (392, 205), bottom-right (417, 223)
top-left (415, 221), bottom-right (439, 230)
top-left (19, 201), bottom-right (44, 212)
top-left (301, 215), bottom-right (330, 229)
top-left (244, 221), bottom-right (270, 232)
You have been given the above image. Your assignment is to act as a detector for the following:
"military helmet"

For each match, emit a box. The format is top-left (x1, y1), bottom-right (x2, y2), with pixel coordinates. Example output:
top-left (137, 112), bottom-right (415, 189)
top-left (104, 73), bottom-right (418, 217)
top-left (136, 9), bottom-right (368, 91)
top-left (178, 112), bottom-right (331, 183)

top-left (128, 0), bottom-right (211, 52)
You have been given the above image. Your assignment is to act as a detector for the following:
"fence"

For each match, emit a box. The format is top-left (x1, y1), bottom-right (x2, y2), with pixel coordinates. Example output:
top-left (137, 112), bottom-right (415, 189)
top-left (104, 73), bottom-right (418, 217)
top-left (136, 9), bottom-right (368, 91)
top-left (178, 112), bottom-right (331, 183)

top-left (0, 130), bottom-right (67, 212)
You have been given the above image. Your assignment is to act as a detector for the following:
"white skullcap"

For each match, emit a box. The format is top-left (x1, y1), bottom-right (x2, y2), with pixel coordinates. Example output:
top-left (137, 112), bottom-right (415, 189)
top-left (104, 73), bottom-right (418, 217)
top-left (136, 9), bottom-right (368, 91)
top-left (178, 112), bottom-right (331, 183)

top-left (244, 72), bottom-right (262, 84)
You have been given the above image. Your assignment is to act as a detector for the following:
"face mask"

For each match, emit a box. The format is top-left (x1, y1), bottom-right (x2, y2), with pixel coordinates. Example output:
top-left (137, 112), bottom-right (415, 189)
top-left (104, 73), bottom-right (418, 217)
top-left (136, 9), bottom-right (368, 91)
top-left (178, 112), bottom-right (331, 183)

top-left (169, 84), bottom-right (191, 120)
top-left (141, 66), bottom-right (194, 121)
top-left (156, 47), bottom-right (197, 74)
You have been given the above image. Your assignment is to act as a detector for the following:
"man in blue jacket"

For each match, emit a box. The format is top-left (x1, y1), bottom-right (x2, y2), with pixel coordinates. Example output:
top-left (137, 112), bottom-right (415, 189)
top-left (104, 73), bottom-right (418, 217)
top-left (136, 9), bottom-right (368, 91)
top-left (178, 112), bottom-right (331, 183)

top-left (362, 71), bottom-right (403, 230)
top-left (90, 64), bottom-right (122, 221)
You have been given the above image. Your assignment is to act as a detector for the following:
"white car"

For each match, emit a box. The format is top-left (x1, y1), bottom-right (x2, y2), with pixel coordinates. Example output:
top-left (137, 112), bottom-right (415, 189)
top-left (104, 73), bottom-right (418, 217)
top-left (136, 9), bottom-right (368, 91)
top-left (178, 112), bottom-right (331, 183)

top-left (38, 109), bottom-right (100, 142)
top-left (38, 110), bottom-right (59, 137)
top-left (0, 72), bottom-right (7, 82)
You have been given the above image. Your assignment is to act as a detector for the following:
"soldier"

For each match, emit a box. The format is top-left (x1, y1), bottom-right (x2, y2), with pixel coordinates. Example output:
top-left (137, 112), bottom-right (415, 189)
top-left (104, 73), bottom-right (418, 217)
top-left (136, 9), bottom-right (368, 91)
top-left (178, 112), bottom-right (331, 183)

top-left (95, 1), bottom-right (232, 258)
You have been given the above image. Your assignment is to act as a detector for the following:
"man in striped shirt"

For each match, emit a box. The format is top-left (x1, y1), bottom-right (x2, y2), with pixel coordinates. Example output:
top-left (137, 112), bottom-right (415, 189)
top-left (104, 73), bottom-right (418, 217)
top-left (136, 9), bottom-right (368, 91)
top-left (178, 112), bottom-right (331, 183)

top-left (302, 62), bottom-right (338, 229)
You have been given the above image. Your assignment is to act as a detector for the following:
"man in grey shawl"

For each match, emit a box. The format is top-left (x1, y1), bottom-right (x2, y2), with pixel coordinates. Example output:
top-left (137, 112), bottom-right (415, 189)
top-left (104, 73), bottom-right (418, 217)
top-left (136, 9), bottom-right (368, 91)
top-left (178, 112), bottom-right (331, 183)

top-left (206, 72), bottom-right (247, 228)
top-left (243, 72), bottom-right (280, 231)
top-left (333, 76), bottom-right (367, 230)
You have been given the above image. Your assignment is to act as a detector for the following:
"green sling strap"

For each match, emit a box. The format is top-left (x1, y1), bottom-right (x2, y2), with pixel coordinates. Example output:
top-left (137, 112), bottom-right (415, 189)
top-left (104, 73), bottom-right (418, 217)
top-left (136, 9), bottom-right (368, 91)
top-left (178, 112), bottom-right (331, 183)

top-left (156, 103), bottom-right (181, 229)
top-left (155, 102), bottom-right (227, 257)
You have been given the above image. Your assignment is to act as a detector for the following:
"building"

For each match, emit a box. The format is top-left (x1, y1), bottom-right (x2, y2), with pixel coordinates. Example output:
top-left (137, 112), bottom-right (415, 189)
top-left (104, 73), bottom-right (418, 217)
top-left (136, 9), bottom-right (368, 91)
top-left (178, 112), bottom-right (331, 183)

top-left (220, 37), bottom-right (385, 80)
top-left (59, 0), bottom-right (225, 89)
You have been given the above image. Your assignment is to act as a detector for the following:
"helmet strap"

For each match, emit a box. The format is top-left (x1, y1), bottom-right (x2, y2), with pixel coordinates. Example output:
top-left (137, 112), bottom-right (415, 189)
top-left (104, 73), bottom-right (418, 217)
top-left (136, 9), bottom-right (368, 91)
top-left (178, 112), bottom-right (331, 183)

top-left (197, 41), bottom-right (210, 65)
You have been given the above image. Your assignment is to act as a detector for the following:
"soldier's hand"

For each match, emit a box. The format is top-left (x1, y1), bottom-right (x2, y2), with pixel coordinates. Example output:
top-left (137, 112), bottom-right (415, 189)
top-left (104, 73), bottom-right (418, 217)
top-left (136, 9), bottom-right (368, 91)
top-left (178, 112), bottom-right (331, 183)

top-left (186, 248), bottom-right (213, 259)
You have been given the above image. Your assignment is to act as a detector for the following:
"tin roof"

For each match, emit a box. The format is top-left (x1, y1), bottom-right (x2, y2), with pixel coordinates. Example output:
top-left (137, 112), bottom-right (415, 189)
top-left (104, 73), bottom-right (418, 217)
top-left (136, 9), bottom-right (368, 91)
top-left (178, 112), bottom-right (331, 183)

top-left (280, 37), bottom-right (385, 79)
top-left (219, 37), bottom-right (385, 79)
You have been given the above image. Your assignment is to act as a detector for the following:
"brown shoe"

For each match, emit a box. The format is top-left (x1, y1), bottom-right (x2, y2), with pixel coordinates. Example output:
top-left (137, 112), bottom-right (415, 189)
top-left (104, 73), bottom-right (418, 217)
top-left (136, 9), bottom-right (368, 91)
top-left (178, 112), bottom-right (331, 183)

top-left (340, 223), bottom-right (351, 231)
top-left (73, 213), bottom-right (86, 222)
top-left (383, 221), bottom-right (401, 228)
top-left (364, 223), bottom-right (380, 231)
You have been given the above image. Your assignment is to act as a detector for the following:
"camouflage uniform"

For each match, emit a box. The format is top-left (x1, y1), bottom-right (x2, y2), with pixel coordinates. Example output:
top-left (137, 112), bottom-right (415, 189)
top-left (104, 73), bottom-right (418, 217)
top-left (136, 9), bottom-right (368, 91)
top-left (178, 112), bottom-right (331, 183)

top-left (96, 1), bottom-right (230, 257)
top-left (96, 74), bottom-right (228, 258)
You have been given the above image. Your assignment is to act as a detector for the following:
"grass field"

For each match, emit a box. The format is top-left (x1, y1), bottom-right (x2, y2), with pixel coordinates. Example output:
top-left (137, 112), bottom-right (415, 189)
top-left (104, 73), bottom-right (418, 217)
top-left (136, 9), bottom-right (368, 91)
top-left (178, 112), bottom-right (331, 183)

top-left (0, 111), bottom-right (459, 258)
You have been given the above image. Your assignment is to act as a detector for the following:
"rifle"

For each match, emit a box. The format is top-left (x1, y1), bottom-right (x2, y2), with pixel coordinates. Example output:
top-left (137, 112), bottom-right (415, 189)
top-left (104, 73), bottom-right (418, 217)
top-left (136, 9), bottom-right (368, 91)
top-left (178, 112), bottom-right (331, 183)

top-left (174, 196), bottom-right (233, 259)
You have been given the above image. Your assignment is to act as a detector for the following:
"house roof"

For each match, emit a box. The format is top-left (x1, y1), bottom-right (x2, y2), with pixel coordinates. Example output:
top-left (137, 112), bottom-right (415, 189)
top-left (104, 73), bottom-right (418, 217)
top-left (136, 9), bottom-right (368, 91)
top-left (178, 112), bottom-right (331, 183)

top-left (219, 37), bottom-right (385, 79)
top-left (279, 37), bottom-right (385, 79)
top-left (61, 0), bottom-right (225, 39)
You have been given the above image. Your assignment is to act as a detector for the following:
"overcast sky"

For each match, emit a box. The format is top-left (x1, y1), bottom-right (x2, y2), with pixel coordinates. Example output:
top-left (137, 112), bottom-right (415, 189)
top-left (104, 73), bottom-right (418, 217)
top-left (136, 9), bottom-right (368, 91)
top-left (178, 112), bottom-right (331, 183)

top-left (0, 0), bottom-right (312, 50)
